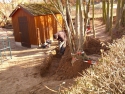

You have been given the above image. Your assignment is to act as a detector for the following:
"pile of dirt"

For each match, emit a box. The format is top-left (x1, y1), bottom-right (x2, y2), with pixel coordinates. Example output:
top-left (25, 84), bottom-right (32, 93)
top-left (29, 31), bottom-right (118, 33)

top-left (40, 54), bottom-right (53, 76)
top-left (54, 47), bottom-right (90, 80)
top-left (84, 36), bottom-right (107, 55)
top-left (113, 26), bottom-right (125, 39)
top-left (54, 37), bottom-right (105, 80)
top-left (40, 37), bottom-right (107, 80)
top-left (40, 49), bottom-right (61, 77)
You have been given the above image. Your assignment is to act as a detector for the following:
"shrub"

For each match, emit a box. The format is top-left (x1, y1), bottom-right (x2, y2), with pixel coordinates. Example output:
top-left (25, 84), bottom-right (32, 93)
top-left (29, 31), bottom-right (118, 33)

top-left (59, 36), bottom-right (125, 94)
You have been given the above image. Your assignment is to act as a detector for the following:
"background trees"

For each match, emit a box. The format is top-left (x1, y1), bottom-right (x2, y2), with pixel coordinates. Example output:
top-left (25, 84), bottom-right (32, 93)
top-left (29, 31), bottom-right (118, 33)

top-left (0, 0), bottom-right (44, 26)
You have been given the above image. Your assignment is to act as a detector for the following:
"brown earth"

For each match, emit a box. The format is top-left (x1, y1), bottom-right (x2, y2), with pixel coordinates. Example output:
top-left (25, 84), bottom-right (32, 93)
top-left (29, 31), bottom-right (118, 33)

top-left (40, 19), bottom-right (110, 81)
top-left (0, 28), bottom-right (75, 94)
top-left (44, 35), bottom-right (108, 81)
top-left (0, 19), bottom-right (111, 94)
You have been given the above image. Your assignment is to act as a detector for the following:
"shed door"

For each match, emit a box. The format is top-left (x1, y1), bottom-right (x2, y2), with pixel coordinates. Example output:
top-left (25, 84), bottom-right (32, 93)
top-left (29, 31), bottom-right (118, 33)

top-left (18, 17), bottom-right (31, 48)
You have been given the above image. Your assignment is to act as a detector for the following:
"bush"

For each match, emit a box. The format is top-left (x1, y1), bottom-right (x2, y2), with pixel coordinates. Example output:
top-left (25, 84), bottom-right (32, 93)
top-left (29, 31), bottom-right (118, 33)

top-left (59, 36), bottom-right (125, 94)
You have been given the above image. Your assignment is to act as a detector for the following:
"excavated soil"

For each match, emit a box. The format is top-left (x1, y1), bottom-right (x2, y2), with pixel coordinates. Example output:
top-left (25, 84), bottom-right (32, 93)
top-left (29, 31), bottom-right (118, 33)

top-left (41, 35), bottom-right (108, 80)
top-left (113, 26), bottom-right (125, 39)
top-left (55, 47), bottom-right (90, 80)
top-left (0, 19), bottom-right (111, 94)
top-left (40, 19), bottom-right (111, 81)
top-left (84, 36), bottom-right (108, 55)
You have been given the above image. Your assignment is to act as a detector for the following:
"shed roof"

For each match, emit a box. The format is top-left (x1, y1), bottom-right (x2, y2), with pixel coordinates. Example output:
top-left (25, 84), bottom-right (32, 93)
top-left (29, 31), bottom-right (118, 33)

top-left (10, 3), bottom-right (60, 17)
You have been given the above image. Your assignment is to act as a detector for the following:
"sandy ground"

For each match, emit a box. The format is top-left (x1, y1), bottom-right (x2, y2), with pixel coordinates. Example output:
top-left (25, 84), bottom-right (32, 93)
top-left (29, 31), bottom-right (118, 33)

top-left (0, 28), bottom-right (74, 94)
top-left (0, 19), bottom-right (111, 94)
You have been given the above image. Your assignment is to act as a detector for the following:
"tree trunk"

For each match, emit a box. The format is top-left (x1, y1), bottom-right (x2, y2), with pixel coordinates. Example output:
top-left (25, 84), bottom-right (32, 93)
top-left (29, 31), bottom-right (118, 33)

top-left (120, 1), bottom-right (125, 27)
top-left (110, 0), bottom-right (113, 39)
top-left (92, 0), bottom-right (96, 38)
top-left (75, 0), bottom-right (80, 51)
top-left (79, 0), bottom-right (84, 51)
top-left (115, 0), bottom-right (122, 29)
top-left (105, 1), bottom-right (110, 32)
top-left (102, 0), bottom-right (107, 24)
top-left (84, 0), bottom-right (90, 34)
top-left (66, 0), bottom-right (75, 53)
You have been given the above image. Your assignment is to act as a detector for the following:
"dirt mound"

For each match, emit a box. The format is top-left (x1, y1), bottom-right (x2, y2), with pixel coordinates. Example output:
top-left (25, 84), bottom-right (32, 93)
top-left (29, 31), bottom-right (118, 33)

top-left (84, 36), bottom-right (106, 55)
top-left (55, 37), bottom-right (108, 80)
top-left (55, 47), bottom-right (90, 80)
top-left (113, 27), bottom-right (125, 39)
top-left (40, 37), bottom-right (107, 80)
top-left (40, 54), bottom-right (53, 76)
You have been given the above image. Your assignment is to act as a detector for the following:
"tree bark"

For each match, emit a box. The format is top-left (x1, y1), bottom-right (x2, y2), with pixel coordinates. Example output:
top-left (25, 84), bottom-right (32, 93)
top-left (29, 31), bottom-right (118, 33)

top-left (105, 1), bottom-right (110, 32)
top-left (92, 0), bottom-right (96, 38)
top-left (110, 0), bottom-right (113, 39)
top-left (102, 0), bottom-right (107, 24)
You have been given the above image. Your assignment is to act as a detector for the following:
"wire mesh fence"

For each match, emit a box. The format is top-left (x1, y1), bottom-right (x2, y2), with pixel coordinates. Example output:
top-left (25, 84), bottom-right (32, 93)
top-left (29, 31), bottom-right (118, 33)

top-left (0, 36), bottom-right (12, 63)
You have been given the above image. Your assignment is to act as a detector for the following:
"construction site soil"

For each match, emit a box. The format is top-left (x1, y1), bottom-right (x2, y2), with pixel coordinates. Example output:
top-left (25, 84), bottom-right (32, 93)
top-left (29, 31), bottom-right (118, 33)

top-left (41, 35), bottom-right (108, 81)
top-left (0, 19), bottom-right (111, 94)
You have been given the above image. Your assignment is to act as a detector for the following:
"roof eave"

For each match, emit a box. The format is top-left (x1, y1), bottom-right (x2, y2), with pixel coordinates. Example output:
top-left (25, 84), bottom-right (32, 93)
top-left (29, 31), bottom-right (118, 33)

top-left (9, 6), bottom-right (19, 17)
top-left (9, 5), bottom-right (34, 17)
top-left (9, 4), bottom-right (60, 17)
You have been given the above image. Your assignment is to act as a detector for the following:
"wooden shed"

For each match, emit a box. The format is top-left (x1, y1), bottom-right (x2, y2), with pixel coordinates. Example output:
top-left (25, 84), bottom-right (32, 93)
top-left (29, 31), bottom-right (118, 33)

top-left (9, 3), bottom-right (63, 48)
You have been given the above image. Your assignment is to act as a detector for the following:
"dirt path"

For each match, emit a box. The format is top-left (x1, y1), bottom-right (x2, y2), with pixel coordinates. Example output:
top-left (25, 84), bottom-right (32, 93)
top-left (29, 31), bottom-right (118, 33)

top-left (0, 20), bottom-right (111, 94)
top-left (88, 19), bottom-right (111, 42)
top-left (0, 28), bottom-right (73, 94)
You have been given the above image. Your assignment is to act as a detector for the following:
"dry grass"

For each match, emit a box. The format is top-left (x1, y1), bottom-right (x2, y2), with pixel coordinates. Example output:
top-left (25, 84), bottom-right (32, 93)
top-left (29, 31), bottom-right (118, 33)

top-left (59, 36), bottom-right (125, 94)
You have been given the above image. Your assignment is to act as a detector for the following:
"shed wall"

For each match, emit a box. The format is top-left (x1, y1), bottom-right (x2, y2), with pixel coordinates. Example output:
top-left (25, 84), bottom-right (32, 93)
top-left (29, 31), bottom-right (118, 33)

top-left (12, 8), bottom-right (37, 45)
top-left (11, 8), bottom-right (63, 46)
top-left (35, 14), bottom-right (63, 44)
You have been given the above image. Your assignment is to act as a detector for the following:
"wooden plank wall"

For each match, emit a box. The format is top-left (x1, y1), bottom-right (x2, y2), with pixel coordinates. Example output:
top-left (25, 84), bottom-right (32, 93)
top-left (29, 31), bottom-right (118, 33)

top-left (12, 8), bottom-right (37, 45)
top-left (35, 16), bottom-right (45, 44)
top-left (12, 8), bottom-right (63, 45)
top-left (56, 14), bottom-right (63, 32)
top-left (35, 14), bottom-right (63, 44)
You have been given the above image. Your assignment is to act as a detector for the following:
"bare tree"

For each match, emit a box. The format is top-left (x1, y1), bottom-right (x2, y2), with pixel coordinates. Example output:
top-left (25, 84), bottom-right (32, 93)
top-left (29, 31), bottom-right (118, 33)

top-left (44, 0), bottom-right (90, 64)
top-left (0, 0), bottom-right (25, 20)
top-left (115, 0), bottom-right (123, 29)
top-left (105, 0), bottom-right (110, 32)
top-left (92, 0), bottom-right (96, 38)
top-left (102, 0), bottom-right (107, 24)
top-left (0, 0), bottom-right (44, 20)
top-left (121, 1), bottom-right (125, 27)
top-left (109, 0), bottom-right (113, 39)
